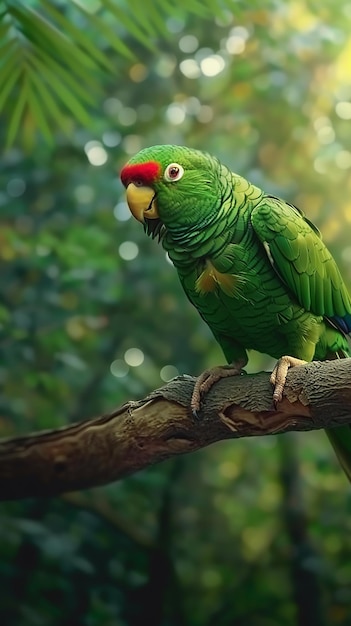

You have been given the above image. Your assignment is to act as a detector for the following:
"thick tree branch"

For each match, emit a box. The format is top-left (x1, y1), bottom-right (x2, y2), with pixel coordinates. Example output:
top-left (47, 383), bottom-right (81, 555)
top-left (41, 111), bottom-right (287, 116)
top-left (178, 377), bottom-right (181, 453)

top-left (1, 359), bottom-right (351, 501)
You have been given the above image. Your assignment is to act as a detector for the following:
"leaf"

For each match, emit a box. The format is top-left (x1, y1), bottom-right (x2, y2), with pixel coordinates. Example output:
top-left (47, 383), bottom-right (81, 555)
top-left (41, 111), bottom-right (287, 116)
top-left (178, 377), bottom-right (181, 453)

top-left (26, 56), bottom-right (72, 132)
top-left (69, 0), bottom-right (137, 59)
top-left (8, 4), bottom-right (98, 71)
top-left (0, 62), bottom-right (22, 115)
top-left (34, 48), bottom-right (97, 107)
top-left (5, 72), bottom-right (28, 148)
top-left (97, 0), bottom-right (155, 49)
top-left (0, 19), bottom-right (12, 42)
top-left (26, 79), bottom-right (53, 144)
top-left (0, 43), bottom-right (21, 109)
top-left (39, 0), bottom-right (114, 71)
top-left (29, 54), bottom-right (93, 127)
top-left (82, 11), bottom-right (136, 58)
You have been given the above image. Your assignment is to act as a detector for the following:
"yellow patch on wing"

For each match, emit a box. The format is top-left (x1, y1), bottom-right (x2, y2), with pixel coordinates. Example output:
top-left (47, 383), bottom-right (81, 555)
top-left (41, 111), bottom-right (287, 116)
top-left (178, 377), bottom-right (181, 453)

top-left (195, 260), bottom-right (238, 297)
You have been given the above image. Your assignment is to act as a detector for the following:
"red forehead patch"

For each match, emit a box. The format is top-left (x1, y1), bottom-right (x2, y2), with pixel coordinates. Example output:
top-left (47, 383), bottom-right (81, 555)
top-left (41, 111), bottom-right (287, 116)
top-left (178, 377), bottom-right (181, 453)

top-left (120, 161), bottom-right (161, 187)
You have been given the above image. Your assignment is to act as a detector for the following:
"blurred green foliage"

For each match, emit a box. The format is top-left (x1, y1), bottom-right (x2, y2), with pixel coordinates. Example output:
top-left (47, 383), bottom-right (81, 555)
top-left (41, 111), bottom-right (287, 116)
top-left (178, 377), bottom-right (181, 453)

top-left (1, 1), bottom-right (351, 625)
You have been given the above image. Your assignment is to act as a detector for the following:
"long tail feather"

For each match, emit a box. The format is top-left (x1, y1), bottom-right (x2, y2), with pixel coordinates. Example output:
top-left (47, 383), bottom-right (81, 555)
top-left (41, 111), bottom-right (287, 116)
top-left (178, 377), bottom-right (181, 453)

top-left (326, 427), bottom-right (351, 482)
top-left (324, 351), bottom-right (351, 483)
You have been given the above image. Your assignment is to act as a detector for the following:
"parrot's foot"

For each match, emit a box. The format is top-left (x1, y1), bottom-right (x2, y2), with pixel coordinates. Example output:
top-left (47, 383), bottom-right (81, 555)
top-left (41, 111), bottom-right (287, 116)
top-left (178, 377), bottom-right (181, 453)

top-left (191, 360), bottom-right (246, 418)
top-left (270, 356), bottom-right (307, 405)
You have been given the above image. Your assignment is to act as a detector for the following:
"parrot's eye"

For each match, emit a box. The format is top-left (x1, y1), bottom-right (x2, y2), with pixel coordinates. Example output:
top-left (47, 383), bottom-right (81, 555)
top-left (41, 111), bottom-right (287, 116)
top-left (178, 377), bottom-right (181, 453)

top-left (164, 163), bottom-right (184, 182)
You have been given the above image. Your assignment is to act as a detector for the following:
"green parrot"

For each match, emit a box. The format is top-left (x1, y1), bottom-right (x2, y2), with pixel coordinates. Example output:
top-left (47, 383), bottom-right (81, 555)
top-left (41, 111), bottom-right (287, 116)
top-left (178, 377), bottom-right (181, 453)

top-left (120, 145), bottom-right (351, 481)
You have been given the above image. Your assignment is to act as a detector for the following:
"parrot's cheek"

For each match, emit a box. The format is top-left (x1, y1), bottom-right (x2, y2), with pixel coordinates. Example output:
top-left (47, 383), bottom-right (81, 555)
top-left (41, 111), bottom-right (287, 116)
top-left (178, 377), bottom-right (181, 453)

top-left (126, 183), bottom-right (159, 222)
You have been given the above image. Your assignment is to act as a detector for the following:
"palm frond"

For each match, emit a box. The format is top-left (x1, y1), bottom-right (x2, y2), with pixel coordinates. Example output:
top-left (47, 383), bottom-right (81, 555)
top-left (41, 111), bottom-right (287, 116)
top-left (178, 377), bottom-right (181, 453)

top-left (0, 0), bottom-right (241, 147)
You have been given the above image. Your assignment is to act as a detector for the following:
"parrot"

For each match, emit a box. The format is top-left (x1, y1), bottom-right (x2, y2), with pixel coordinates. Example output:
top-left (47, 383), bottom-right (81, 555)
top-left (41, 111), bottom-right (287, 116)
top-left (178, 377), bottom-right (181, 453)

top-left (120, 144), bottom-right (351, 481)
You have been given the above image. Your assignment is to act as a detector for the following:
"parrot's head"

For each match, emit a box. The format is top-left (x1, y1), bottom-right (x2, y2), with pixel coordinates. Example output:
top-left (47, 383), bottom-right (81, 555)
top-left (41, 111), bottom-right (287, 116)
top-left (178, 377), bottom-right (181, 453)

top-left (120, 145), bottom-right (222, 240)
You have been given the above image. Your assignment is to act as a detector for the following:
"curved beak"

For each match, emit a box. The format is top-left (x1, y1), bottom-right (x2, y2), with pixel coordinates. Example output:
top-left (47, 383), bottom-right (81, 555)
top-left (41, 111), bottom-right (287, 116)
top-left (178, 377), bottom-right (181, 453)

top-left (126, 183), bottom-right (159, 222)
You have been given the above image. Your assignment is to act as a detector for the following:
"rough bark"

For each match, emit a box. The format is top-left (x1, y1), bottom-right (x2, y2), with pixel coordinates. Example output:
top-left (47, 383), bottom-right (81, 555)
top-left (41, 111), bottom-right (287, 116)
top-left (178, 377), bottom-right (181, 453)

top-left (1, 359), bottom-right (351, 501)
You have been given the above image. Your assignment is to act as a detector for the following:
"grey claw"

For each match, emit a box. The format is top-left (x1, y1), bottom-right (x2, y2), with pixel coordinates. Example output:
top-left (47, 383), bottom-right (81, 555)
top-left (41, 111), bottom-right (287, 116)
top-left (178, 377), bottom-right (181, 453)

top-left (191, 407), bottom-right (202, 420)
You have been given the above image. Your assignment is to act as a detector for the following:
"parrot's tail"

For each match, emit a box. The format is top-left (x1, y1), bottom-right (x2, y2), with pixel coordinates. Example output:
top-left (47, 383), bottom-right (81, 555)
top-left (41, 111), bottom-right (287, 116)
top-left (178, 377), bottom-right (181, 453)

top-left (325, 427), bottom-right (351, 483)
top-left (324, 348), bottom-right (351, 483)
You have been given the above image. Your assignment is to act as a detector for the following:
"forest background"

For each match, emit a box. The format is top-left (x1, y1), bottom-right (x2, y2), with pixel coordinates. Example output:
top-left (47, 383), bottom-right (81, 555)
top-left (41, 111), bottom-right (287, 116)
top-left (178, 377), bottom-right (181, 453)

top-left (1, 1), bottom-right (351, 624)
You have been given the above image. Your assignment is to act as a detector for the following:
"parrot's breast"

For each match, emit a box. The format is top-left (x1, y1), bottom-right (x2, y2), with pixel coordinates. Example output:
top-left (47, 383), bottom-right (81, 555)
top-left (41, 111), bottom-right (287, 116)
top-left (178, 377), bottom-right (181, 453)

top-left (176, 245), bottom-right (333, 363)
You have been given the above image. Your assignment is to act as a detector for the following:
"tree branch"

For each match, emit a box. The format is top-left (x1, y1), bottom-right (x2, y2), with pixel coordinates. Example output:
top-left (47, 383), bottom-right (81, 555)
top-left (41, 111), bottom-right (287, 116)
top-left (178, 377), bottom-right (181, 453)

top-left (1, 359), bottom-right (351, 501)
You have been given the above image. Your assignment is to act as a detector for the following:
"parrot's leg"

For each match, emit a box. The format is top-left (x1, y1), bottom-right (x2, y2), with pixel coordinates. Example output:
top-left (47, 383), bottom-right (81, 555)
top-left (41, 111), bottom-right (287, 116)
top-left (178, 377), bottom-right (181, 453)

top-left (270, 355), bottom-right (307, 405)
top-left (191, 359), bottom-right (246, 417)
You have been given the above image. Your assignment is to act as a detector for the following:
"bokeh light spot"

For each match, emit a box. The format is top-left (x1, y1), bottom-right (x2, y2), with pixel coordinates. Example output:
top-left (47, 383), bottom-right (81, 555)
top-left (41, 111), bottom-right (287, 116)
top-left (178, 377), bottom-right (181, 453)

top-left (74, 185), bottom-right (95, 203)
top-left (219, 460), bottom-right (239, 479)
top-left (7, 178), bottom-right (26, 197)
top-left (124, 348), bottom-right (144, 367)
top-left (114, 202), bottom-right (131, 222)
top-left (197, 105), bottom-right (214, 123)
top-left (65, 317), bottom-right (86, 340)
top-left (166, 103), bottom-right (186, 125)
top-left (123, 135), bottom-right (143, 155)
top-left (102, 131), bottom-right (121, 147)
top-left (119, 241), bottom-right (139, 260)
top-left (103, 97), bottom-right (122, 116)
top-left (138, 104), bottom-right (155, 122)
top-left (119, 107), bottom-right (137, 126)
top-left (200, 54), bottom-right (226, 77)
top-left (313, 157), bottom-right (328, 174)
top-left (179, 59), bottom-right (201, 79)
top-left (110, 359), bottom-right (129, 378)
top-left (335, 101), bottom-right (351, 119)
top-left (129, 63), bottom-right (148, 82)
top-left (185, 97), bottom-right (201, 114)
top-left (335, 150), bottom-right (351, 169)
top-left (230, 25), bottom-right (250, 39)
top-left (342, 246), bottom-right (351, 262)
top-left (47, 265), bottom-right (59, 278)
top-left (179, 34), bottom-right (199, 53)
top-left (36, 245), bottom-right (50, 257)
top-left (313, 116), bottom-right (331, 131)
top-left (166, 17), bottom-right (185, 33)
top-left (155, 56), bottom-right (176, 77)
top-left (84, 141), bottom-right (108, 166)
top-left (160, 365), bottom-right (179, 381)
top-left (226, 35), bottom-right (246, 55)
top-left (317, 126), bottom-right (335, 144)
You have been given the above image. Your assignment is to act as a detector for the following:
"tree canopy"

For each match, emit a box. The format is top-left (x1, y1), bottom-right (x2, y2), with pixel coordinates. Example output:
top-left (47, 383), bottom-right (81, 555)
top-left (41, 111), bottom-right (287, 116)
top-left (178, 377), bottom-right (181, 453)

top-left (1, 1), bottom-right (351, 625)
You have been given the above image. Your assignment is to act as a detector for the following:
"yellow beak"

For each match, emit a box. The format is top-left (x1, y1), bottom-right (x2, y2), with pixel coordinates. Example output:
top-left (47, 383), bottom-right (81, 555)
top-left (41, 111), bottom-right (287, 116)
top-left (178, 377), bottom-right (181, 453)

top-left (126, 183), bottom-right (159, 222)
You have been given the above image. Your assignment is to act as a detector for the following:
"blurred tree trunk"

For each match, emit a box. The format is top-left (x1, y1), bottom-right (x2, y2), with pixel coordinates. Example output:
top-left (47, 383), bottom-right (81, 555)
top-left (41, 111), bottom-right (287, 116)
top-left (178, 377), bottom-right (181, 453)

top-left (126, 459), bottom-right (186, 626)
top-left (278, 434), bottom-right (326, 626)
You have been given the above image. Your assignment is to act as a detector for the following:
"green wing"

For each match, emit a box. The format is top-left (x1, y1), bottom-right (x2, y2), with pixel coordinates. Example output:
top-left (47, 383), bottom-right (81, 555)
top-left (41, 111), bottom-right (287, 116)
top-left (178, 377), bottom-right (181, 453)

top-left (252, 196), bottom-right (351, 484)
top-left (250, 196), bottom-right (351, 318)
